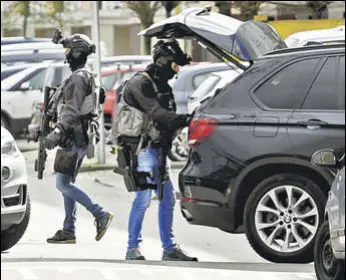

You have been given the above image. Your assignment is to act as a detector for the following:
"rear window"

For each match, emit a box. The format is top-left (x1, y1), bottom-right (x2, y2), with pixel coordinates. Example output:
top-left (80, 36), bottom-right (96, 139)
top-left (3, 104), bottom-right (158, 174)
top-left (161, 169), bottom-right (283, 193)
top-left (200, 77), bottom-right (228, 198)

top-left (190, 75), bottom-right (220, 100)
top-left (193, 73), bottom-right (210, 89)
top-left (301, 57), bottom-right (340, 110)
top-left (102, 73), bottom-right (118, 91)
top-left (254, 58), bottom-right (321, 109)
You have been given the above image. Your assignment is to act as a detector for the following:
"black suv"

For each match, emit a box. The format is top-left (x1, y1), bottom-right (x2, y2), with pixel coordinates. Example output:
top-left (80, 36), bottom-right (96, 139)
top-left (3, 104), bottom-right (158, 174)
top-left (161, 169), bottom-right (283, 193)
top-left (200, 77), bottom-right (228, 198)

top-left (141, 7), bottom-right (345, 264)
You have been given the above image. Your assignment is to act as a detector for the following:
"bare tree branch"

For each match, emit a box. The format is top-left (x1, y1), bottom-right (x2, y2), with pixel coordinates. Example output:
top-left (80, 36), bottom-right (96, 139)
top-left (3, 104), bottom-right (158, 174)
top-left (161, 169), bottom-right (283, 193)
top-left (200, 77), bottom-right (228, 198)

top-left (122, 1), bottom-right (163, 54)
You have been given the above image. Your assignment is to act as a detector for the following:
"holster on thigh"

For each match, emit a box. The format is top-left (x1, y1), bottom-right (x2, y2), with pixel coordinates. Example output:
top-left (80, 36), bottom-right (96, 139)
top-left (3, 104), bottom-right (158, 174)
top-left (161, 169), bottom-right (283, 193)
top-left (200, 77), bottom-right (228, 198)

top-left (114, 141), bottom-right (157, 192)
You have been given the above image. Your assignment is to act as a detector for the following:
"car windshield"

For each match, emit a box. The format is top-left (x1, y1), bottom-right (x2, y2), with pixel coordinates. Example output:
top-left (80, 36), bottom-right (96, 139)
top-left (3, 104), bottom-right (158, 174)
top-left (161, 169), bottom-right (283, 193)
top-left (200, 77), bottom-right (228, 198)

top-left (1, 66), bottom-right (39, 91)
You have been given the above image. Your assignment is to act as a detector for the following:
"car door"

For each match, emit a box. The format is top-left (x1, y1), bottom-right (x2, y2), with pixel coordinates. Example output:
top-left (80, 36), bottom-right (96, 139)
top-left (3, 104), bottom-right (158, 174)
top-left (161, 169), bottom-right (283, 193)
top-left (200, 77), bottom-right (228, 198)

top-left (288, 55), bottom-right (345, 159)
top-left (14, 67), bottom-right (47, 120)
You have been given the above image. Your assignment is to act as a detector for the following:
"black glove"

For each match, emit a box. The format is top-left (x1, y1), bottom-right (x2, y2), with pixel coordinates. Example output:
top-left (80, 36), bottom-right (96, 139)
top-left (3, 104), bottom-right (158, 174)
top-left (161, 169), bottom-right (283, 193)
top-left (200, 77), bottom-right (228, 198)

top-left (170, 114), bottom-right (192, 131)
top-left (44, 128), bottom-right (61, 150)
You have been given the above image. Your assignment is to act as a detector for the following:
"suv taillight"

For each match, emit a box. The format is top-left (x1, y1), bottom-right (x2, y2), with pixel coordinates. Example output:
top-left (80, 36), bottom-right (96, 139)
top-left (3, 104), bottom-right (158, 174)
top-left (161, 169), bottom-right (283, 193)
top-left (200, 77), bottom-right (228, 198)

top-left (188, 118), bottom-right (217, 148)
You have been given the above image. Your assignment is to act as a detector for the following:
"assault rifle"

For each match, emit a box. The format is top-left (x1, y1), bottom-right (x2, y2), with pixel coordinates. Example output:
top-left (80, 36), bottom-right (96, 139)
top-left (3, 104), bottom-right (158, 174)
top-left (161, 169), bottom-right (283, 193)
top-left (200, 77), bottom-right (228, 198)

top-left (34, 86), bottom-right (57, 179)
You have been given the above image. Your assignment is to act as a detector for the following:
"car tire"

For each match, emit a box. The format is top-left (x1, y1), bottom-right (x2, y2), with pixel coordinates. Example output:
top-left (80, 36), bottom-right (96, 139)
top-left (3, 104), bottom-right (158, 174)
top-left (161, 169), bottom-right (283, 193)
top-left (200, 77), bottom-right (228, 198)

top-left (314, 221), bottom-right (345, 280)
top-left (1, 115), bottom-right (10, 130)
top-left (244, 173), bottom-right (327, 263)
top-left (1, 196), bottom-right (31, 252)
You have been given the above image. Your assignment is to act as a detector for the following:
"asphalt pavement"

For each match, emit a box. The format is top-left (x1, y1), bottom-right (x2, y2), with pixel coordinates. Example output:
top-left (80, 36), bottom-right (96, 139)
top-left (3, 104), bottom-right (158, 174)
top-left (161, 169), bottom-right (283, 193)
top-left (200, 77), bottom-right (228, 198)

top-left (1, 140), bottom-right (316, 280)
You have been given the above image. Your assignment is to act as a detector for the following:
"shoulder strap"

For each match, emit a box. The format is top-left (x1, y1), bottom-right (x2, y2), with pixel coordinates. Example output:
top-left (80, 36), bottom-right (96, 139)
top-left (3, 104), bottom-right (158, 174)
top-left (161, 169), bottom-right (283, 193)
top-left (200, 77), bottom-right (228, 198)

top-left (138, 71), bottom-right (159, 93)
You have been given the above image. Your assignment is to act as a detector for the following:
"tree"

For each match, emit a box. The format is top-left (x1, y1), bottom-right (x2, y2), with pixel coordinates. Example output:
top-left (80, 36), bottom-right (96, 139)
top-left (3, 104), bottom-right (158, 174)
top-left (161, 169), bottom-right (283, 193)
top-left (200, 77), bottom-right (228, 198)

top-left (305, 1), bottom-right (332, 19)
top-left (123, 1), bottom-right (162, 55)
top-left (214, 1), bottom-right (266, 20)
top-left (232, 1), bottom-right (267, 20)
top-left (7, 1), bottom-right (32, 37)
top-left (268, 1), bottom-right (334, 19)
top-left (44, 1), bottom-right (71, 30)
top-left (161, 1), bottom-right (181, 18)
top-left (214, 1), bottom-right (231, 16)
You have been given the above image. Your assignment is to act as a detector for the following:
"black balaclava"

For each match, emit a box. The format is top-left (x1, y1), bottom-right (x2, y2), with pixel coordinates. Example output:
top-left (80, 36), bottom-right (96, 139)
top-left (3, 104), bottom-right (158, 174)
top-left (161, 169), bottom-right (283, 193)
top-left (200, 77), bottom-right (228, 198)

top-left (66, 51), bottom-right (87, 72)
top-left (152, 40), bottom-right (191, 81)
top-left (58, 33), bottom-right (95, 72)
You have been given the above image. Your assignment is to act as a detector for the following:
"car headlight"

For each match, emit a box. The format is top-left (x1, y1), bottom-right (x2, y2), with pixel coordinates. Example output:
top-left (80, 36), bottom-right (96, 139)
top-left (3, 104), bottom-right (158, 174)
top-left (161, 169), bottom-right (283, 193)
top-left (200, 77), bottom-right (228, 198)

top-left (1, 139), bottom-right (19, 157)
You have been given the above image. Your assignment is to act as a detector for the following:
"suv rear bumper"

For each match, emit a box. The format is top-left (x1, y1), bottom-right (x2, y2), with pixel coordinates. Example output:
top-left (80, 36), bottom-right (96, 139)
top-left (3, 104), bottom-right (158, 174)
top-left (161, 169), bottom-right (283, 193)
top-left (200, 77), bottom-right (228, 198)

top-left (180, 200), bottom-right (237, 233)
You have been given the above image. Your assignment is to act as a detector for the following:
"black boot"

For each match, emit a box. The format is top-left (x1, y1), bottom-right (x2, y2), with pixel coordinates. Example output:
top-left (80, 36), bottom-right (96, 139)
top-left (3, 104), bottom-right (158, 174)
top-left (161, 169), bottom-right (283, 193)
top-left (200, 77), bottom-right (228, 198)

top-left (162, 245), bottom-right (198, 261)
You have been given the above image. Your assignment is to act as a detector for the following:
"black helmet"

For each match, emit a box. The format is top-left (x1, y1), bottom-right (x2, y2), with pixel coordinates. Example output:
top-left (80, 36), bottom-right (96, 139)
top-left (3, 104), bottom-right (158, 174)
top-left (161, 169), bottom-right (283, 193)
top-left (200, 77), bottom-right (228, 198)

top-left (153, 39), bottom-right (191, 67)
top-left (61, 34), bottom-right (96, 60)
top-left (53, 29), bottom-right (95, 59)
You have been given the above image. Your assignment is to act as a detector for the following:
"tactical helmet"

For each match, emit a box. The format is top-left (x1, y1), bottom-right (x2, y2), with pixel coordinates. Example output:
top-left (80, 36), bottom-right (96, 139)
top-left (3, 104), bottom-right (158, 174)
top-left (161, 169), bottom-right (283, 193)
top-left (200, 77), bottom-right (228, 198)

top-left (152, 40), bottom-right (191, 67)
top-left (62, 34), bottom-right (96, 60)
top-left (52, 29), bottom-right (96, 60)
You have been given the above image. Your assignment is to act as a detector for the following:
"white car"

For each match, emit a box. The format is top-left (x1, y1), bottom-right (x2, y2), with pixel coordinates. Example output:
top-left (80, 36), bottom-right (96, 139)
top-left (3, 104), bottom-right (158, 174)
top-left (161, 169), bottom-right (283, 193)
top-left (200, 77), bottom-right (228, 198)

top-left (285, 25), bottom-right (345, 48)
top-left (1, 126), bottom-right (30, 252)
top-left (187, 69), bottom-right (241, 114)
top-left (1, 63), bottom-right (50, 135)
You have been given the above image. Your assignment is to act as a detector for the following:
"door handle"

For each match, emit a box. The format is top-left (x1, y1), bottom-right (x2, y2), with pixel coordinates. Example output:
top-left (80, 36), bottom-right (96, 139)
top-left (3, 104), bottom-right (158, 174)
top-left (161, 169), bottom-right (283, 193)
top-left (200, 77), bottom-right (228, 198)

top-left (297, 119), bottom-right (328, 129)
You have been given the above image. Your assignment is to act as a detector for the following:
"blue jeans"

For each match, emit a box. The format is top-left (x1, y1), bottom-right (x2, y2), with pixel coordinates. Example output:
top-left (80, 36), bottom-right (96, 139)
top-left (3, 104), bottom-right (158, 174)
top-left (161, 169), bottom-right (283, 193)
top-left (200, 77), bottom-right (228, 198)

top-left (56, 146), bottom-right (106, 233)
top-left (128, 148), bottom-right (176, 251)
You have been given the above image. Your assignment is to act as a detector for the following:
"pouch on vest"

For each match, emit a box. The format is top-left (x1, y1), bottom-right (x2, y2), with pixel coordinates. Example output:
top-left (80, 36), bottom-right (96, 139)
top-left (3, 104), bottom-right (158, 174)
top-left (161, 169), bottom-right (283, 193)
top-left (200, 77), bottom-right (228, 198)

top-left (113, 72), bottom-right (160, 143)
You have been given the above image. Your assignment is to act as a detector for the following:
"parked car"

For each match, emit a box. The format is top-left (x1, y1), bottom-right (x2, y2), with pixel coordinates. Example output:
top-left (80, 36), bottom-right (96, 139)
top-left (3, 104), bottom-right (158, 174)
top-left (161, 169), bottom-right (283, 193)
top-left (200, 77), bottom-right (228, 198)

top-left (285, 26), bottom-right (345, 48)
top-left (187, 68), bottom-right (241, 114)
top-left (91, 55), bottom-right (152, 68)
top-left (141, 7), bottom-right (345, 263)
top-left (102, 64), bottom-right (148, 125)
top-left (27, 62), bottom-right (72, 141)
top-left (1, 36), bottom-right (51, 45)
top-left (1, 64), bottom-right (36, 81)
top-left (1, 126), bottom-right (30, 252)
top-left (312, 149), bottom-right (345, 280)
top-left (170, 63), bottom-right (233, 114)
top-left (1, 48), bottom-right (65, 66)
top-left (1, 63), bottom-right (50, 135)
top-left (1, 41), bottom-right (63, 52)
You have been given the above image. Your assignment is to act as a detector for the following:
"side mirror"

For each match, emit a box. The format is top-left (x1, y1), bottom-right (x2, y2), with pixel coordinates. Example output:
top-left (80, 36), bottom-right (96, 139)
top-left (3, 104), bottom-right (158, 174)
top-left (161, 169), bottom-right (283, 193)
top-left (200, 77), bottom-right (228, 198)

top-left (20, 81), bottom-right (30, 91)
top-left (312, 149), bottom-right (338, 168)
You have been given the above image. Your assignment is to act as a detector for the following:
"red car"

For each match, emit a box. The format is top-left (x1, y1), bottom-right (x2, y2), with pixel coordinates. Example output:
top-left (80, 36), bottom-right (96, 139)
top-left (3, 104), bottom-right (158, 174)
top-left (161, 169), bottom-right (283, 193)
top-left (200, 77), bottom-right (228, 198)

top-left (101, 64), bottom-right (148, 124)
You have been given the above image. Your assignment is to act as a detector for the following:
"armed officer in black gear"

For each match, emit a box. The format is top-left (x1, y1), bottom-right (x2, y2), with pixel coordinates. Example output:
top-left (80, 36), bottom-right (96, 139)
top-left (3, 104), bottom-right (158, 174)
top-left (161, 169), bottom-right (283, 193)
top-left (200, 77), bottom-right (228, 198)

top-left (44, 30), bottom-right (113, 244)
top-left (119, 40), bottom-right (198, 261)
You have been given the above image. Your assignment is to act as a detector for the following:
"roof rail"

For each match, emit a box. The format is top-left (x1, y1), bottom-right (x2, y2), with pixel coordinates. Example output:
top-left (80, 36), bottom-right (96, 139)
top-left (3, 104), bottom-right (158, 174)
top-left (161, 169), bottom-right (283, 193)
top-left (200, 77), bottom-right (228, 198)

top-left (264, 43), bottom-right (345, 56)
